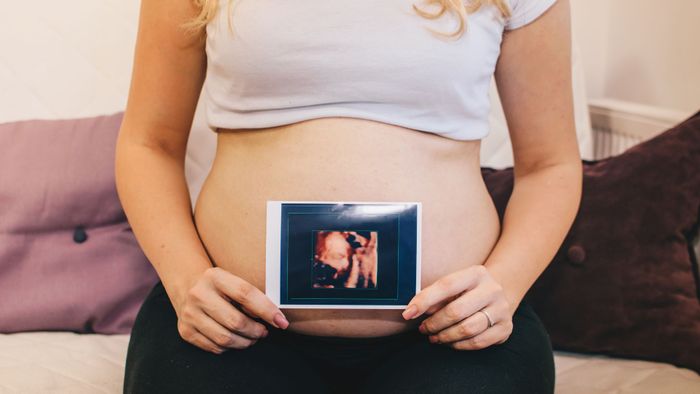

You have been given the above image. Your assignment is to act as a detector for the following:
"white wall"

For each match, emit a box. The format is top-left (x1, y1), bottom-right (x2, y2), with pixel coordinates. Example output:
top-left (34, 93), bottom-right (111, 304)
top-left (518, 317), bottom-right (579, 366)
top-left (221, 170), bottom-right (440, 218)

top-left (571, 0), bottom-right (700, 114)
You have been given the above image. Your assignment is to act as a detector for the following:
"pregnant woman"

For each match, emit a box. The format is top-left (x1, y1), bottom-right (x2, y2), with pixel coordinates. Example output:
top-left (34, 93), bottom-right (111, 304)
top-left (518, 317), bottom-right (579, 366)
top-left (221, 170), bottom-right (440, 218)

top-left (116, 0), bottom-right (582, 392)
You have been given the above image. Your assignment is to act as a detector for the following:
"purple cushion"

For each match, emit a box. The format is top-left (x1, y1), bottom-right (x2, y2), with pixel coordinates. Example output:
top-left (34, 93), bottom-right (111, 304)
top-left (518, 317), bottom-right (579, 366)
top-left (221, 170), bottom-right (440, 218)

top-left (0, 112), bottom-right (159, 334)
top-left (481, 109), bottom-right (700, 372)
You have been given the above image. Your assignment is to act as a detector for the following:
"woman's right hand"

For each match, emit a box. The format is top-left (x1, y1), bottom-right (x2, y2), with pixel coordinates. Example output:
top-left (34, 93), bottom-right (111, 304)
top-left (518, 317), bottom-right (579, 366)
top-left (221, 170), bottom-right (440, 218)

top-left (174, 267), bottom-right (289, 354)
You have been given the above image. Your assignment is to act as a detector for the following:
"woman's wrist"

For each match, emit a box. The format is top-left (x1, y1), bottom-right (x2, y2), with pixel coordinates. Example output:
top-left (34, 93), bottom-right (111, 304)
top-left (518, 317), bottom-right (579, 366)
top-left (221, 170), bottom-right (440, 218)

top-left (160, 258), bottom-right (212, 314)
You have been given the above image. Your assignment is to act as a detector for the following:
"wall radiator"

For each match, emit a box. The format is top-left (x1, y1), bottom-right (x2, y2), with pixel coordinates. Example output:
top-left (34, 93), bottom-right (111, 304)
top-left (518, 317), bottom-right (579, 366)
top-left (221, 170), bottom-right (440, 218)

top-left (588, 98), bottom-right (690, 159)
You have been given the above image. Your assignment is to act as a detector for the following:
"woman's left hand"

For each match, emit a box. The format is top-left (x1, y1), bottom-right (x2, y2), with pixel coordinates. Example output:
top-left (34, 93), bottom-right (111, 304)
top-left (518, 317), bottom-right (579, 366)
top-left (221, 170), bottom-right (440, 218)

top-left (402, 264), bottom-right (515, 350)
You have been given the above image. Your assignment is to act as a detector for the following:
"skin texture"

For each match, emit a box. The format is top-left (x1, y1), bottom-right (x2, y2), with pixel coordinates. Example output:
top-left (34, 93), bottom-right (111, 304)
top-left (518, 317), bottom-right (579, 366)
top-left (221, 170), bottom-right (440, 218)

top-left (115, 0), bottom-right (581, 354)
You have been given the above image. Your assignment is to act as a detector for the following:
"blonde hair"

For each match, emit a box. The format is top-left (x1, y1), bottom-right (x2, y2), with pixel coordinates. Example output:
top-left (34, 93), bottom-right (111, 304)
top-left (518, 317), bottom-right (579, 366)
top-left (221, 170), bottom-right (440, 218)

top-left (181, 0), bottom-right (512, 40)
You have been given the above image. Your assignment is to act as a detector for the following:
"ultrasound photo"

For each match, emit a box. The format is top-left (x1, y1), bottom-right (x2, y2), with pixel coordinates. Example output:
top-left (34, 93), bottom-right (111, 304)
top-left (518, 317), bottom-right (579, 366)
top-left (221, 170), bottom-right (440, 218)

top-left (266, 201), bottom-right (421, 309)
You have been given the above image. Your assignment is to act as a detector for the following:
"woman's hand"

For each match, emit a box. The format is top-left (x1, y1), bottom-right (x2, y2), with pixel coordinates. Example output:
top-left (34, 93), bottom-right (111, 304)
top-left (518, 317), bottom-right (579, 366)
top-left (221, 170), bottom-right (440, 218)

top-left (174, 267), bottom-right (289, 354)
top-left (402, 265), bottom-right (514, 350)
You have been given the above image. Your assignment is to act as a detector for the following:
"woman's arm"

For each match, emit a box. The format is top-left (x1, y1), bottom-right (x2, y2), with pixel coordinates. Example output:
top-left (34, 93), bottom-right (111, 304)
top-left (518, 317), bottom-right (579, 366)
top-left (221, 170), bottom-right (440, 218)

top-left (402, 0), bottom-right (582, 349)
top-left (483, 0), bottom-right (582, 317)
top-left (115, 0), bottom-right (211, 312)
top-left (116, 0), bottom-right (287, 354)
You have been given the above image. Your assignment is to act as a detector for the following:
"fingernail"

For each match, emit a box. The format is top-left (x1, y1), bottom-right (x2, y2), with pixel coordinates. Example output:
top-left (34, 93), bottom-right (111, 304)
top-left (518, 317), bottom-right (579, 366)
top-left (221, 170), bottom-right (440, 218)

top-left (262, 328), bottom-right (269, 338)
top-left (429, 335), bottom-right (439, 344)
top-left (418, 323), bottom-right (427, 334)
top-left (402, 304), bottom-right (418, 320)
top-left (274, 313), bottom-right (289, 329)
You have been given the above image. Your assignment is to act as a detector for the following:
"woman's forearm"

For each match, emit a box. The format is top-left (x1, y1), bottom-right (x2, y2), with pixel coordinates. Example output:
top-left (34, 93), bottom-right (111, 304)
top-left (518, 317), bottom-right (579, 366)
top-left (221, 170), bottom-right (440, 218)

top-left (483, 160), bottom-right (583, 316)
top-left (115, 134), bottom-right (212, 312)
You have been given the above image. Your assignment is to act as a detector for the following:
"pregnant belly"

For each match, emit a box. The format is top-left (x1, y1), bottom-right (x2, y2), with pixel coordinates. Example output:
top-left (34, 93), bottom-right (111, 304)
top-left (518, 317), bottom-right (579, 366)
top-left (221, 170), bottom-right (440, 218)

top-left (193, 117), bottom-right (501, 337)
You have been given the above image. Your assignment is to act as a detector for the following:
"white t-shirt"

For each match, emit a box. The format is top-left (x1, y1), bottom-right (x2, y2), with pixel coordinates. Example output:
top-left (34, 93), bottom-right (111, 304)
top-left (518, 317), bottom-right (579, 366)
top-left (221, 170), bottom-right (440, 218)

top-left (203, 0), bottom-right (558, 141)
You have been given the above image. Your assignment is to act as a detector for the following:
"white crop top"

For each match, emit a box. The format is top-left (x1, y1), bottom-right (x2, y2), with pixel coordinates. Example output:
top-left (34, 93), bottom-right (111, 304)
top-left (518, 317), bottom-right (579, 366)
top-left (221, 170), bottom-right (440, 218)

top-left (203, 0), bottom-right (558, 141)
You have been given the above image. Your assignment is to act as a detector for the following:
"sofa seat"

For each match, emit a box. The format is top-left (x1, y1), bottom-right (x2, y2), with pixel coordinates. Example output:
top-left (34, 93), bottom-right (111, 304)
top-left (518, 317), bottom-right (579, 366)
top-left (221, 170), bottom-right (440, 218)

top-left (1, 332), bottom-right (698, 393)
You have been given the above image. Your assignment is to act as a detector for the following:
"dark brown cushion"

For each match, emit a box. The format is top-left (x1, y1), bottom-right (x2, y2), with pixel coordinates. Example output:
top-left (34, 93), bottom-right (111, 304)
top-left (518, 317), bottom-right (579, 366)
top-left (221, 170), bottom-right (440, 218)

top-left (481, 110), bottom-right (700, 373)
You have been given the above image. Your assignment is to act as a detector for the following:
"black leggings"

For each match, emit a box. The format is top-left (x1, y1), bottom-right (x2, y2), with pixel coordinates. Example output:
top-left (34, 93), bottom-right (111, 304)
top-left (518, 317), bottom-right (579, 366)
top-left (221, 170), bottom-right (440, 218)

top-left (123, 281), bottom-right (555, 394)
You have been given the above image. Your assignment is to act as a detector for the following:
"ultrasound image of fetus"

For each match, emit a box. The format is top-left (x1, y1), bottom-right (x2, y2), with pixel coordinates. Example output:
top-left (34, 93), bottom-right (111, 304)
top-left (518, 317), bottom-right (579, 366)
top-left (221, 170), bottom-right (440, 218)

top-left (312, 231), bottom-right (378, 289)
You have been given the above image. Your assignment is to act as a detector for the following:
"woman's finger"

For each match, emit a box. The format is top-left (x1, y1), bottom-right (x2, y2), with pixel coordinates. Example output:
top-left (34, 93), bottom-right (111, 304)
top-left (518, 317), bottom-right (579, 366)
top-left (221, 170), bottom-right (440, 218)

top-left (209, 268), bottom-right (289, 329)
top-left (403, 265), bottom-right (486, 320)
top-left (198, 291), bottom-right (269, 340)
top-left (195, 310), bottom-right (258, 350)
top-left (419, 286), bottom-right (493, 335)
top-left (447, 320), bottom-right (512, 350)
top-left (429, 306), bottom-right (494, 344)
top-left (424, 292), bottom-right (461, 315)
top-left (184, 326), bottom-right (227, 354)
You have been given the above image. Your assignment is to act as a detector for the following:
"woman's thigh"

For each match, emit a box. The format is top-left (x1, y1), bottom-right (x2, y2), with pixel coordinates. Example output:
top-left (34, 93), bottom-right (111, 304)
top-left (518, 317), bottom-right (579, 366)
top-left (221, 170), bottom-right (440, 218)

top-left (123, 281), bottom-right (328, 394)
top-left (360, 301), bottom-right (556, 394)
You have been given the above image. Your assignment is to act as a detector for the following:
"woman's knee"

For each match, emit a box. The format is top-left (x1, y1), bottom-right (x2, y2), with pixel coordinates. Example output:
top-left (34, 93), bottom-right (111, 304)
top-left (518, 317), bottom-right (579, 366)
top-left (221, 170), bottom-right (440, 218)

top-left (122, 282), bottom-right (325, 394)
top-left (501, 301), bottom-right (555, 392)
top-left (122, 282), bottom-right (197, 393)
top-left (361, 301), bottom-right (555, 394)
top-left (124, 333), bottom-right (299, 394)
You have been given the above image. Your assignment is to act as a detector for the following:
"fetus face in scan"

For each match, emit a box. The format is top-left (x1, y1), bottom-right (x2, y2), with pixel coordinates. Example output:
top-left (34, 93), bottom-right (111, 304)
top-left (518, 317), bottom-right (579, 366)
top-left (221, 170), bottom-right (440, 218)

top-left (313, 231), bottom-right (377, 289)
